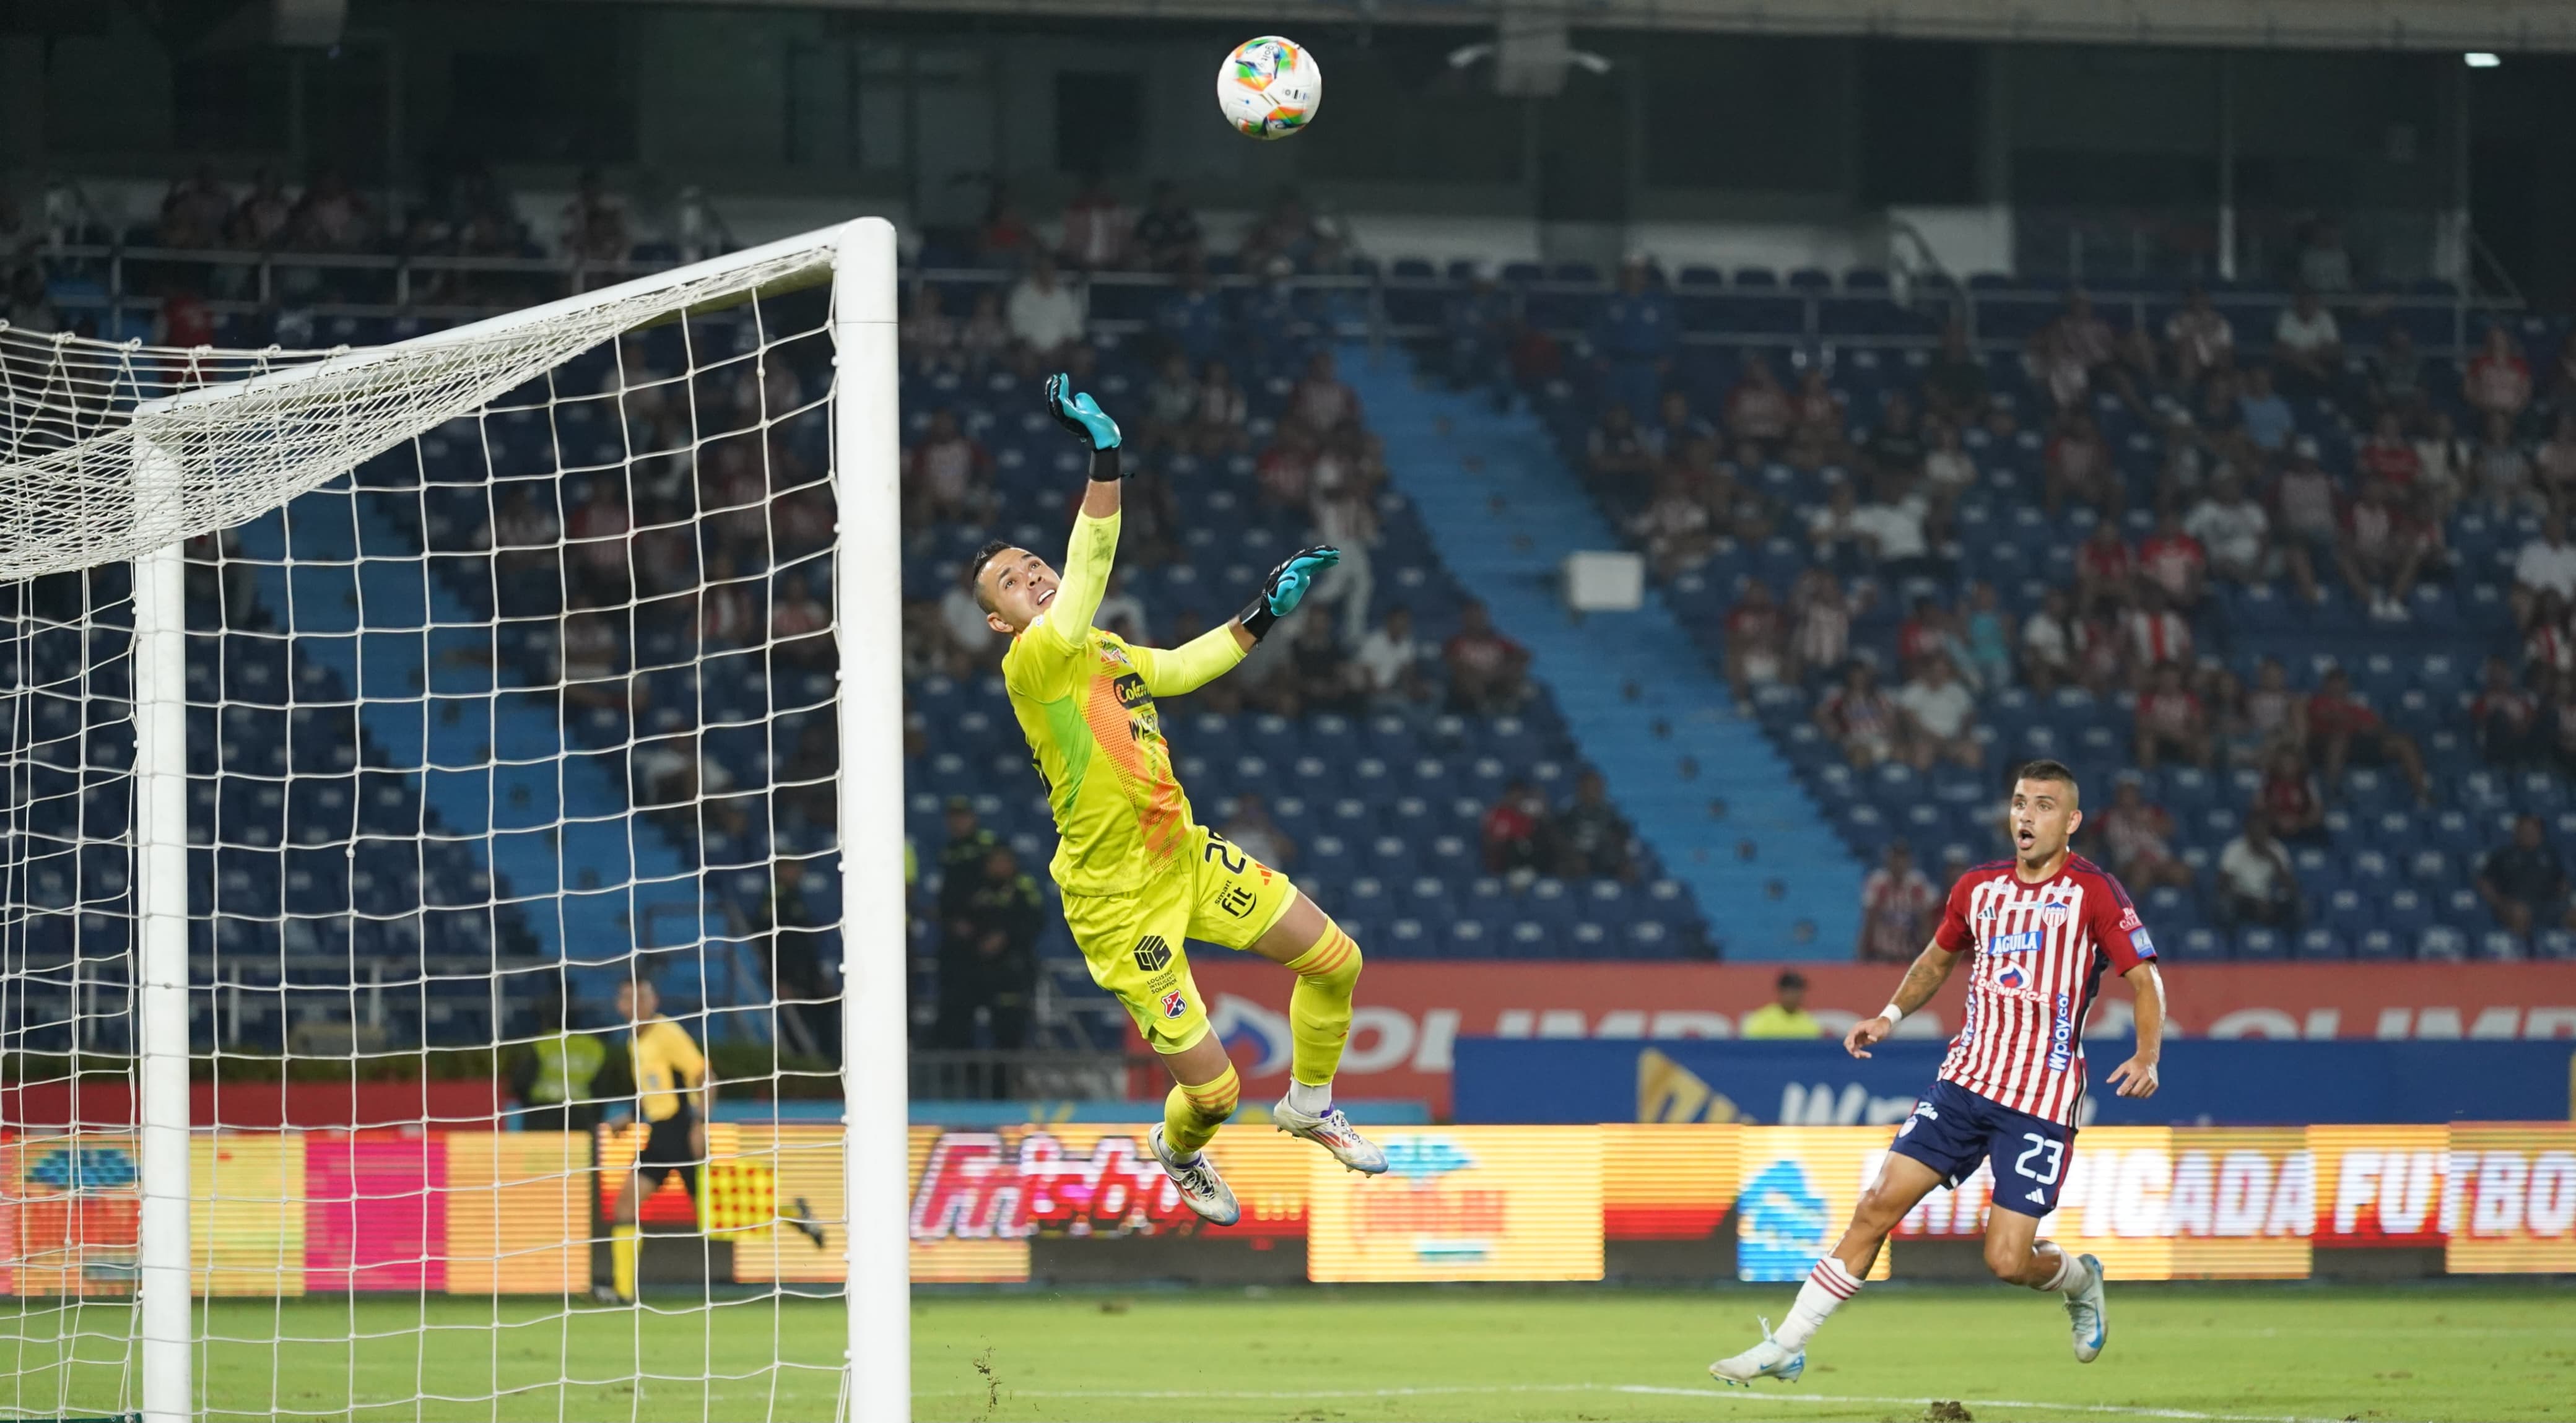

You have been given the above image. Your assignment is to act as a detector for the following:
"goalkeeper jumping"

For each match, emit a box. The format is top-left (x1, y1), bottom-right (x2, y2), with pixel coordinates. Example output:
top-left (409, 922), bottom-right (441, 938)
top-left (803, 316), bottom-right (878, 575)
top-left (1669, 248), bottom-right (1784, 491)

top-left (965, 373), bottom-right (1387, 1222)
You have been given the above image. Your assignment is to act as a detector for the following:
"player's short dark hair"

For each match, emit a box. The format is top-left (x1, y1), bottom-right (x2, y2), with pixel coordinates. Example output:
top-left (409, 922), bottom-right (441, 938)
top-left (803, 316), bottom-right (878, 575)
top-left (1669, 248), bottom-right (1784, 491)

top-left (965, 539), bottom-right (1012, 614)
top-left (2012, 759), bottom-right (2081, 800)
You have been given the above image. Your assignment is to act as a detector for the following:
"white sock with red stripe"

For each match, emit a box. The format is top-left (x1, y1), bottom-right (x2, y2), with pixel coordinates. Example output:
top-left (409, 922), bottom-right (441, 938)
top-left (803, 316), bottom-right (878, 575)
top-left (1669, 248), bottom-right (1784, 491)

top-left (1774, 1257), bottom-right (1863, 1350)
top-left (2038, 1247), bottom-right (2082, 1294)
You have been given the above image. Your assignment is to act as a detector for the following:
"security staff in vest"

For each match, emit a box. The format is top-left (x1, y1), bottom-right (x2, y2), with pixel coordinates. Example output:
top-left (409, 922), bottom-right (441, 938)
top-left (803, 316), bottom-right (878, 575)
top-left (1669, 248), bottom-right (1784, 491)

top-left (510, 989), bottom-right (606, 1132)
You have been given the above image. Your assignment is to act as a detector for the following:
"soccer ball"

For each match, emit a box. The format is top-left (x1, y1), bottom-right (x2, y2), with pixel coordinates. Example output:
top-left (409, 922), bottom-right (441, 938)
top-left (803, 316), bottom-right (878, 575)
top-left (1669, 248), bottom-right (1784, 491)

top-left (1217, 36), bottom-right (1321, 141)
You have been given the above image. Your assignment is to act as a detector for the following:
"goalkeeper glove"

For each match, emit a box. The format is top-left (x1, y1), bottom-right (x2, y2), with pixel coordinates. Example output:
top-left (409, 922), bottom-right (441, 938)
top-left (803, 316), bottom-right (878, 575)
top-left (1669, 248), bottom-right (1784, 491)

top-left (1238, 546), bottom-right (1340, 642)
top-left (1045, 372), bottom-right (1124, 482)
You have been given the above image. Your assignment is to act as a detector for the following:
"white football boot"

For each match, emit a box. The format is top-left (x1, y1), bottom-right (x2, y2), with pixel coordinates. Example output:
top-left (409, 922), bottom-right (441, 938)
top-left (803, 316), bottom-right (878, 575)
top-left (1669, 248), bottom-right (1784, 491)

top-left (1147, 1125), bottom-right (1242, 1226)
top-left (1271, 1099), bottom-right (1389, 1174)
top-left (1708, 1318), bottom-right (1806, 1386)
top-left (2065, 1252), bottom-right (2108, 1363)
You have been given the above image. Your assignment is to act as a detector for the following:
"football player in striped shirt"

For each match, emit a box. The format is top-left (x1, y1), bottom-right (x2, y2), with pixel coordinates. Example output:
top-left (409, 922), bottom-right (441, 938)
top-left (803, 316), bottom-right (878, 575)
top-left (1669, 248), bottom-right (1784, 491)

top-left (1711, 759), bottom-right (2167, 1386)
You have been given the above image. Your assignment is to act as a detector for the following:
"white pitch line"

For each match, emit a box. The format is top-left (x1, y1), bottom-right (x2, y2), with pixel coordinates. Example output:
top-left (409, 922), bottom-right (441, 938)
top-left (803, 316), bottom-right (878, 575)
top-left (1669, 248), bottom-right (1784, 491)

top-left (915, 1380), bottom-right (2340, 1422)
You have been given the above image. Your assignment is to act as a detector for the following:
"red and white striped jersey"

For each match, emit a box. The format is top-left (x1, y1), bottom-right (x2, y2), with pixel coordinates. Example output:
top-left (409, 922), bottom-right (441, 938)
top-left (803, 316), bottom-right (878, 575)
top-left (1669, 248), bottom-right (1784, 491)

top-left (1929, 855), bottom-right (2156, 1125)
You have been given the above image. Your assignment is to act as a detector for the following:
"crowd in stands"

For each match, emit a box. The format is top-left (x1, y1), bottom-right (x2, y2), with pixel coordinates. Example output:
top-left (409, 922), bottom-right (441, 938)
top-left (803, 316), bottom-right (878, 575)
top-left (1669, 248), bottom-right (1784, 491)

top-left (1485, 249), bottom-right (2576, 960)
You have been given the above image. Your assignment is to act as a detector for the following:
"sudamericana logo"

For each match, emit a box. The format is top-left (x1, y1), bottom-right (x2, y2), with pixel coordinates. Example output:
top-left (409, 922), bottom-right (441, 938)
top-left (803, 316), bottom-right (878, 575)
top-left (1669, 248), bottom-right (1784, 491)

top-left (1734, 1159), bottom-right (1830, 1281)
top-left (1380, 1136), bottom-right (1477, 1181)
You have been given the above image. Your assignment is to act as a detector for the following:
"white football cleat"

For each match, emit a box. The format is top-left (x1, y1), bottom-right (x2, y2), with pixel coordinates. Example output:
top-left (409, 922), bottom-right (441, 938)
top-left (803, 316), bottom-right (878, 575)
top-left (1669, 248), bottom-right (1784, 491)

top-left (1708, 1317), bottom-right (1806, 1387)
top-left (1147, 1125), bottom-right (1242, 1226)
top-left (2065, 1253), bottom-right (2108, 1363)
top-left (1271, 1099), bottom-right (1388, 1174)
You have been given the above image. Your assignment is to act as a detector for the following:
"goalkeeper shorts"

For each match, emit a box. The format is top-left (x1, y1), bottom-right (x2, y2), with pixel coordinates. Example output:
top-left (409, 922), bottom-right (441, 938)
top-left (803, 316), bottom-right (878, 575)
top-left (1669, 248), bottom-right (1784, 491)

top-left (636, 1109), bottom-right (702, 1197)
top-left (1059, 825), bottom-right (1297, 1055)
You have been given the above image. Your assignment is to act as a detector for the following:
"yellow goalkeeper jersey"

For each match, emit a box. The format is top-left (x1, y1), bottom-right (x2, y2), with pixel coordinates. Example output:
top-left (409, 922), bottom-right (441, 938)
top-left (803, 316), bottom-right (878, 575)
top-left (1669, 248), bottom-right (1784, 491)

top-left (1002, 510), bottom-right (1248, 897)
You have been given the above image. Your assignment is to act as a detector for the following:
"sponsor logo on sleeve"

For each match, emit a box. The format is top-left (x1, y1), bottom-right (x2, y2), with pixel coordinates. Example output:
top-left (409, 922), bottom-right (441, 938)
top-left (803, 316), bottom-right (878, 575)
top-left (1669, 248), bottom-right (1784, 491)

top-left (2117, 907), bottom-right (2143, 933)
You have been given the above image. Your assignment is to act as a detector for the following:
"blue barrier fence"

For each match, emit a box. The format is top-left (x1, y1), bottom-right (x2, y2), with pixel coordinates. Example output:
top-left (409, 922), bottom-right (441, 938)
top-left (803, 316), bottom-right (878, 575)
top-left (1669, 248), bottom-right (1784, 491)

top-left (1451, 1038), bottom-right (2576, 1127)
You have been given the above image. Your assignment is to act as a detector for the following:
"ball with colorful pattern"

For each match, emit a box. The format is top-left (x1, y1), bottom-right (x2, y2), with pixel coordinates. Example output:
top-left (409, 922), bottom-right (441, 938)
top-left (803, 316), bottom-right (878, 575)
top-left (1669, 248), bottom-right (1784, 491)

top-left (1217, 35), bottom-right (1322, 141)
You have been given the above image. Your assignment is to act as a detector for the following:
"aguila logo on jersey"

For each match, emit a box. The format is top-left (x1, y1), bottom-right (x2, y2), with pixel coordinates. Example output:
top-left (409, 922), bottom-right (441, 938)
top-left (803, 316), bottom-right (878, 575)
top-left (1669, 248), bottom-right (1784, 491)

top-left (1986, 929), bottom-right (2042, 955)
top-left (1133, 936), bottom-right (1173, 972)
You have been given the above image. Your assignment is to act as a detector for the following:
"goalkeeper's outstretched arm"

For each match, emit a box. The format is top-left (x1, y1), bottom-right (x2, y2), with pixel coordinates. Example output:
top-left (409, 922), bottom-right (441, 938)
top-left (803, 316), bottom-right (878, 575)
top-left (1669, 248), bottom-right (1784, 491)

top-left (1132, 546), bottom-right (1347, 694)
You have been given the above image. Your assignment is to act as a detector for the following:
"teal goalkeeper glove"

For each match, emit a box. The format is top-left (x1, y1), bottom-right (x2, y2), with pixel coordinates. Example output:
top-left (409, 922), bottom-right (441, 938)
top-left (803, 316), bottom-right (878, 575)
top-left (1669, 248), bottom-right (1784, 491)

top-left (1045, 371), bottom-right (1123, 463)
top-left (1238, 546), bottom-right (1340, 641)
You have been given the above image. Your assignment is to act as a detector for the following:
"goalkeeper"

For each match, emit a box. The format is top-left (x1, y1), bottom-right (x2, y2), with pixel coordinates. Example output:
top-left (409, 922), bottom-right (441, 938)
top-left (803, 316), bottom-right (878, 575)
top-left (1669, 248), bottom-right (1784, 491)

top-left (967, 372), bottom-right (1388, 1224)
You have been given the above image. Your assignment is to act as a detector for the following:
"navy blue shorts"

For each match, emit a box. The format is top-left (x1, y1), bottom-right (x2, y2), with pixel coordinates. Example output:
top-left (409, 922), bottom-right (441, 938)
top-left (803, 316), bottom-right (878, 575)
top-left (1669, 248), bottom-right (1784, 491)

top-left (1886, 1080), bottom-right (2076, 1219)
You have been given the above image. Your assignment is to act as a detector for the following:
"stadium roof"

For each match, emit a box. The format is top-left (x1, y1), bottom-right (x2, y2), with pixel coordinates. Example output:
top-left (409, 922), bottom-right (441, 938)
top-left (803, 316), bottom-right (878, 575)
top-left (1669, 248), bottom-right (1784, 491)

top-left (586, 0), bottom-right (2576, 53)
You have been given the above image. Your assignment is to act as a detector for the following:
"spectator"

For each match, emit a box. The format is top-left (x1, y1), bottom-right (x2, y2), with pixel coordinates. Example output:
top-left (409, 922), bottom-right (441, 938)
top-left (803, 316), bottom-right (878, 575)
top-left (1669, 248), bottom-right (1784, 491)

top-left (2546, 669), bottom-right (2576, 773)
top-left (900, 285), bottom-right (960, 375)
top-left (6, 266), bottom-right (61, 334)
top-left (2535, 411), bottom-right (2576, 510)
top-left (2235, 365), bottom-right (2296, 453)
top-left (557, 168), bottom-right (626, 264)
top-left (1057, 171), bottom-right (1130, 271)
top-left (1588, 255), bottom-right (1679, 417)
top-left (1861, 392), bottom-right (1925, 484)
top-left (1132, 180), bottom-right (1203, 272)
top-left (2472, 657), bottom-right (2541, 766)
top-left (2368, 323), bottom-right (2427, 419)
top-left (2478, 814), bottom-right (2571, 936)
top-left (2029, 288), bottom-right (2117, 411)
top-left (2269, 440), bottom-right (2343, 604)
top-left (1647, 388), bottom-right (1717, 463)
top-left (1443, 599), bottom-right (1530, 713)
top-left (1817, 661), bottom-right (1902, 768)
top-left (903, 409), bottom-right (992, 526)
top-left (2517, 513), bottom-right (2576, 607)
top-left (2243, 656), bottom-right (2309, 757)
top-left (290, 166), bottom-right (374, 252)
top-left (1219, 791), bottom-right (1297, 870)
top-left (2039, 409), bottom-right (2113, 516)
top-left (976, 185), bottom-right (1037, 263)
top-left (957, 289), bottom-right (1011, 370)
top-left (1281, 612), bottom-right (1358, 716)
top-left (1742, 971), bottom-right (1825, 1038)
top-left (1894, 656), bottom-right (1981, 770)
top-left (1136, 352), bottom-right (1200, 453)
top-left (938, 563), bottom-right (1002, 672)
top-left (1724, 354), bottom-right (1794, 460)
top-left (1806, 481), bottom-right (1866, 568)
top-left (1556, 770), bottom-right (1635, 881)
top-left (1919, 323), bottom-right (1988, 426)
top-left (2336, 476), bottom-right (2434, 621)
top-left (2357, 407), bottom-right (2425, 497)
top-left (1289, 350), bottom-right (1362, 438)
top-left (2465, 324), bottom-right (2533, 424)
top-left (1895, 596), bottom-right (1958, 678)
top-left (1788, 568), bottom-right (1854, 682)
top-left (2217, 812), bottom-right (2301, 928)
top-left (1921, 417), bottom-right (1977, 501)
top-left (1004, 254), bottom-right (1086, 371)
top-left (1481, 777), bottom-right (1558, 877)
top-left (2413, 407), bottom-right (2470, 518)
top-left (2525, 591), bottom-right (2575, 677)
top-left (2136, 508), bottom-right (2208, 610)
top-left (1586, 402), bottom-right (1657, 496)
top-left (2093, 778), bottom-right (2194, 891)
top-left (1188, 359), bottom-right (1249, 456)
top-left (934, 796), bottom-right (1002, 925)
top-left (2132, 661), bottom-right (2211, 770)
top-left (159, 164), bottom-right (233, 248)
top-left (2074, 519), bottom-right (2136, 614)
top-left (1856, 843), bottom-right (1939, 964)
top-left (2258, 745), bottom-right (2327, 842)
top-left (2019, 586), bottom-right (2081, 694)
top-left (229, 167), bottom-right (294, 248)
top-left (1786, 368), bottom-right (1847, 468)
top-left (2475, 411), bottom-right (2538, 516)
top-left (2163, 283), bottom-right (2234, 386)
top-left (2270, 288), bottom-right (2342, 399)
top-left (2294, 219), bottom-right (2354, 292)
top-left (933, 845), bottom-right (1042, 1053)
top-left (1958, 581), bottom-right (2012, 692)
top-left (1443, 272), bottom-right (1520, 398)
top-left (2185, 471), bottom-right (2269, 585)
top-left (1093, 567), bottom-right (1147, 643)
top-left (1850, 471), bottom-right (1938, 581)
top-left (1723, 580), bottom-right (1790, 698)
top-left (1353, 606), bottom-right (1431, 712)
top-left (2308, 666), bottom-right (2429, 801)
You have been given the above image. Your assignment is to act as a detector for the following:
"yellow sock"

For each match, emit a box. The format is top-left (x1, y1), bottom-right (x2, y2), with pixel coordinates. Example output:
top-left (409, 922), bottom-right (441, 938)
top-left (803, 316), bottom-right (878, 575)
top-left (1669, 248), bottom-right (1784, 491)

top-left (1283, 924), bottom-right (1362, 1090)
top-left (1162, 1062), bottom-right (1239, 1157)
top-left (611, 1224), bottom-right (638, 1301)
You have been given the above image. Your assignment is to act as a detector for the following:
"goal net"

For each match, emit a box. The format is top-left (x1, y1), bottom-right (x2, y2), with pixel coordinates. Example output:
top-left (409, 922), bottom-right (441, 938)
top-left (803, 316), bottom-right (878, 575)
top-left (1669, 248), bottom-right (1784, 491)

top-left (0, 221), bottom-right (905, 1422)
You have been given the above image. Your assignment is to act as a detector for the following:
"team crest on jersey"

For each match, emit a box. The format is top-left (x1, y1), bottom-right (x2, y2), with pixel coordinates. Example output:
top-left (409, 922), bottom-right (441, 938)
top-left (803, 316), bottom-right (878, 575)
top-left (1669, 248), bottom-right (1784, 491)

top-left (2040, 901), bottom-right (2071, 928)
top-left (1160, 990), bottom-right (1189, 1019)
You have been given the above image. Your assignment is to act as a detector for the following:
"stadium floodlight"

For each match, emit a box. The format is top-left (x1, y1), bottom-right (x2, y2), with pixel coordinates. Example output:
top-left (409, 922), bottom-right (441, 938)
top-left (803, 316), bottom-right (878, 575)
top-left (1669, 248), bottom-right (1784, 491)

top-left (0, 219), bottom-right (903, 1422)
top-left (2464, 51), bottom-right (2502, 67)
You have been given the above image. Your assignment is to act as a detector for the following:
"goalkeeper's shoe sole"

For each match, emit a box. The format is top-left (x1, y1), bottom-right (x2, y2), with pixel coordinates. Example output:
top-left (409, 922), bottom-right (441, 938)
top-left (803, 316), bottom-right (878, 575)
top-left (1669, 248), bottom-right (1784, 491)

top-left (589, 1286), bottom-right (632, 1308)
top-left (1708, 1318), bottom-right (1805, 1387)
top-left (787, 1196), bottom-right (828, 1248)
top-left (1147, 1125), bottom-right (1241, 1226)
top-left (1271, 1100), bottom-right (1389, 1175)
top-left (2066, 1253), bottom-right (2108, 1363)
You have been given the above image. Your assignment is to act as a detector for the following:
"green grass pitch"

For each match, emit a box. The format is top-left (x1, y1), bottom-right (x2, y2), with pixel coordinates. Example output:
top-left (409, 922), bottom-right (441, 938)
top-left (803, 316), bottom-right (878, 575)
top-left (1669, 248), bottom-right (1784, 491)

top-left (6, 1284), bottom-right (2570, 1421)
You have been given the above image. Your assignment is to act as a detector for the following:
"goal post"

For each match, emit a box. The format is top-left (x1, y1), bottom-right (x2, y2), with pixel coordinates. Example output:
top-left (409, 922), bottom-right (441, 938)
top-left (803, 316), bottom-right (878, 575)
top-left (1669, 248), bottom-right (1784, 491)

top-left (2, 215), bottom-right (905, 1422)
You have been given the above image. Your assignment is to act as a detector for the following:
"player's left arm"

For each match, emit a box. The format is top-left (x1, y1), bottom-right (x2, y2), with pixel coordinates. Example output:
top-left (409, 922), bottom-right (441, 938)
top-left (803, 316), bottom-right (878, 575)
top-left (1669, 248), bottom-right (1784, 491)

top-left (1130, 625), bottom-right (1250, 696)
top-left (2107, 962), bottom-right (2164, 1099)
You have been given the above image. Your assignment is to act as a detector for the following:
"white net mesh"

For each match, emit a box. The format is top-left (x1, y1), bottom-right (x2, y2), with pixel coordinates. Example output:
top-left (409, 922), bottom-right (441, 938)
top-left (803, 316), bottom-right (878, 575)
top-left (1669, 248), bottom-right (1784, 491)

top-left (1, 230), bottom-right (862, 1421)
